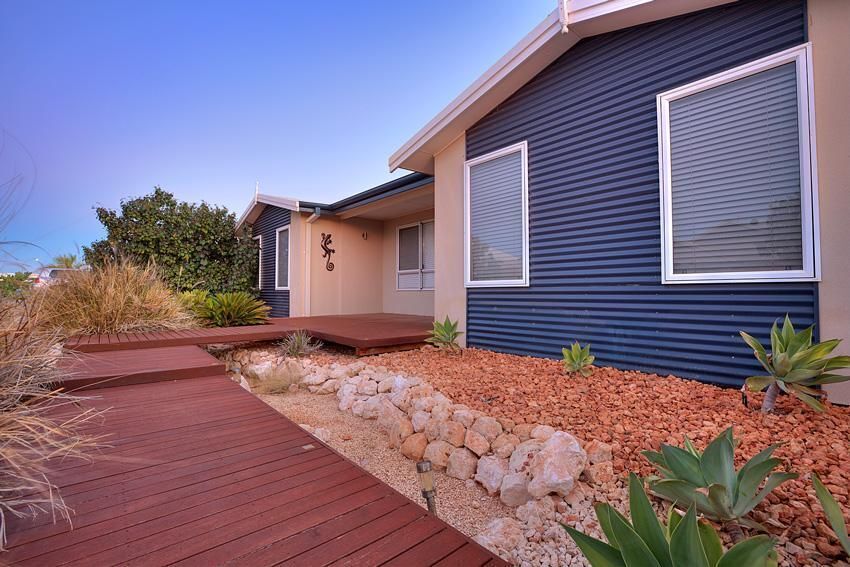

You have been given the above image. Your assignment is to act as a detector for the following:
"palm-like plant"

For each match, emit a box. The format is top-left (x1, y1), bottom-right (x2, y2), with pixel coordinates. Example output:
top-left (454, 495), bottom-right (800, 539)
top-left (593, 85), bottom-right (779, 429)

top-left (196, 291), bottom-right (270, 327)
top-left (426, 316), bottom-right (462, 351)
top-left (643, 428), bottom-right (797, 533)
top-left (563, 473), bottom-right (777, 567)
top-left (562, 341), bottom-right (594, 377)
top-left (740, 315), bottom-right (850, 412)
top-left (813, 473), bottom-right (850, 557)
top-left (50, 253), bottom-right (80, 268)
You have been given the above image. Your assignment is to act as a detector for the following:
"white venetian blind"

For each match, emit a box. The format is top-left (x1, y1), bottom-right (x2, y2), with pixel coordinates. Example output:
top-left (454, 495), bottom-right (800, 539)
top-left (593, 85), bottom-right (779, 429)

top-left (669, 62), bottom-right (804, 275)
top-left (422, 220), bottom-right (435, 289)
top-left (398, 225), bottom-right (420, 289)
top-left (468, 150), bottom-right (524, 282)
top-left (276, 228), bottom-right (289, 288)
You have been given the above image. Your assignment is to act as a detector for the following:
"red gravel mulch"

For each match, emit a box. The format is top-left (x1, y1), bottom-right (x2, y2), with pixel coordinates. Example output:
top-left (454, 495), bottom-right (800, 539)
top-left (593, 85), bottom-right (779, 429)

top-left (368, 347), bottom-right (850, 564)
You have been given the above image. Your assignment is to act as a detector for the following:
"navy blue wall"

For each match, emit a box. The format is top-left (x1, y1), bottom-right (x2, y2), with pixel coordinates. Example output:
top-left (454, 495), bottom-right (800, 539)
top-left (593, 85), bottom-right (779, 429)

top-left (253, 206), bottom-right (290, 317)
top-left (465, 0), bottom-right (815, 386)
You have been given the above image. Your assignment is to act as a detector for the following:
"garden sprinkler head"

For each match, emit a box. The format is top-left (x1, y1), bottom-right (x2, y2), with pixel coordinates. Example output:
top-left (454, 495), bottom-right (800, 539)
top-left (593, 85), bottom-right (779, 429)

top-left (416, 460), bottom-right (437, 515)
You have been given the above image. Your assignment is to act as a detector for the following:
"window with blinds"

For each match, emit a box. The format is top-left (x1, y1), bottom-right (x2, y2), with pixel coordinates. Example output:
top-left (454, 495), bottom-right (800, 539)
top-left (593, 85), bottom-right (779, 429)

top-left (658, 45), bottom-right (818, 283)
top-left (464, 141), bottom-right (529, 287)
top-left (397, 220), bottom-right (434, 290)
top-left (275, 226), bottom-right (289, 290)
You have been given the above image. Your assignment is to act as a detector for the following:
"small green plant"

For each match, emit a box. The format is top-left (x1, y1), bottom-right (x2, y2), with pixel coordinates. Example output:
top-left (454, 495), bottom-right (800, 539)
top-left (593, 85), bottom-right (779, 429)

top-left (179, 289), bottom-right (210, 316)
top-left (562, 473), bottom-right (777, 567)
top-left (0, 272), bottom-right (31, 297)
top-left (195, 291), bottom-right (270, 327)
top-left (562, 341), bottom-right (594, 377)
top-left (740, 315), bottom-right (850, 412)
top-left (280, 329), bottom-right (322, 358)
top-left (643, 428), bottom-right (797, 532)
top-left (426, 316), bottom-right (462, 351)
top-left (813, 473), bottom-right (850, 557)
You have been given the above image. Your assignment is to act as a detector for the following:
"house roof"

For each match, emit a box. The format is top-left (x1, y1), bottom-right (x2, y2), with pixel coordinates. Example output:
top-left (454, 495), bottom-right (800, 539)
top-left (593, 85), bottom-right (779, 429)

top-left (388, 0), bottom-right (735, 174)
top-left (235, 192), bottom-right (299, 231)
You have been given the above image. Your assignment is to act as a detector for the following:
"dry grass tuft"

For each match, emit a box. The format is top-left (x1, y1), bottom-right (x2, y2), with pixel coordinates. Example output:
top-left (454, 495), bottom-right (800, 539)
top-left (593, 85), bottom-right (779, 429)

top-left (35, 260), bottom-right (196, 336)
top-left (0, 297), bottom-right (104, 547)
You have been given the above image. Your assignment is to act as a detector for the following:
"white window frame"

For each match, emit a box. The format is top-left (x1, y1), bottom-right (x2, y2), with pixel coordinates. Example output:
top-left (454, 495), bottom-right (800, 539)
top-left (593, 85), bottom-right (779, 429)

top-left (274, 225), bottom-right (290, 291)
top-left (253, 234), bottom-right (263, 290)
top-left (463, 140), bottom-right (530, 288)
top-left (396, 219), bottom-right (434, 291)
top-left (657, 43), bottom-right (820, 284)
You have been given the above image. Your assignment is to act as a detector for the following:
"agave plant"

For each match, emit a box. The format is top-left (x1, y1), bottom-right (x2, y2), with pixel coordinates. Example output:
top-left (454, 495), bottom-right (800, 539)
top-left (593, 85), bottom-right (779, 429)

top-left (813, 473), bottom-right (850, 557)
top-left (425, 316), bottom-right (462, 351)
top-left (563, 473), bottom-right (777, 567)
top-left (740, 315), bottom-right (850, 412)
top-left (196, 291), bottom-right (270, 327)
top-left (643, 428), bottom-right (797, 532)
top-left (562, 341), bottom-right (594, 377)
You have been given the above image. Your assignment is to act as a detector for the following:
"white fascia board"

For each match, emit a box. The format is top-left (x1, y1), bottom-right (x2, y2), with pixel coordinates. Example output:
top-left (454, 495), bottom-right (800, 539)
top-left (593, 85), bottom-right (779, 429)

top-left (235, 193), bottom-right (300, 232)
top-left (388, 0), bottom-right (736, 174)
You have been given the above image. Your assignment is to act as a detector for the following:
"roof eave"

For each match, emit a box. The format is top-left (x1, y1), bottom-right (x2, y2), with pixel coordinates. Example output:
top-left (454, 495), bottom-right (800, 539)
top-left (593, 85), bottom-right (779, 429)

top-left (235, 193), bottom-right (300, 232)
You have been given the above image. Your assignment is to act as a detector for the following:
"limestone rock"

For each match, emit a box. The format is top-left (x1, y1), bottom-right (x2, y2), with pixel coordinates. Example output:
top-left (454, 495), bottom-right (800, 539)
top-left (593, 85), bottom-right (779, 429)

top-left (424, 419), bottom-right (441, 442)
top-left (509, 440), bottom-right (544, 473)
top-left (315, 378), bottom-right (339, 395)
top-left (471, 416), bottom-right (503, 442)
top-left (475, 456), bottom-right (509, 495)
top-left (302, 372), bottom-right (328, 387)
top-left (496, 416), bottom-right (516, 433)
top-left (377, 377), bottom-right (394, 393)
top-left (474, 518), bottom-right (526, 556)
top-left (439, 421), bottom-right (466, 447)
top-left (242, 361), bottom-right (273, 382)
top-left (411, 410), bottom-right (431, 433)
top-left (412, 395), bottom-right (437, 413)
top-left (431, 403), bottom-right (453, 422)
top-left (512, 423), bottom-right (535, 442)
top-left (464, 429), bottom-right (490, 457)
top-left (446, 448), bottom-right (478, 480)
top-left (356, 378), bottom-right (378, 396)
top-left (515, 497), bottom-right (556, 531)
top-left (423, 440), bottom-right (454, 469)
top-left (337, 384), bottom-right (358, 411)
top-left (585, 439), bottom-right (613, 464)
top-left (388, 417), bottom-right (415, 449)
top-left (530, 425), bottom-right (556, 441)
top-left (400, 432), bottom-right (428, 461)
top-left (312, 427), bottom-right (332, 443)
top-left (584, 461), bottom-right (614, 485)
top-left (527, 432), bottom-right (587, 498)
top-left (452, 409), bottom-right (475, 428)
top-left (500, 472), bottom-right (533, 507)
top-left (492, 433), bottom-right (520, 459)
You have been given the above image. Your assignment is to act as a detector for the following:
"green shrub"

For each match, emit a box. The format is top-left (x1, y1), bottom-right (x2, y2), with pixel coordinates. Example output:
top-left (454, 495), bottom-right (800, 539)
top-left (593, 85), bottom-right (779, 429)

top-left (740, 315), bottom-right (850, 412)
top-left (280, 329), bottom-right (322, 358)
top-left (0, 272), bottom-right (30, 298)
top-left (195, 291), bottom-right (269, 327)
top-left (425, 316), bottom-right (462, 351)
top-left (179, 289), bottom-right (211, 316)
top-left (562, 473), bottom-right (777, 567)
top-left (35, 260), bottom-right (195, 336)
top-left (562, 341), bottom-right (594, 377)
top-left (642, 427), bottom-right (797, 531)
top-left (83, 187), bottom-right (258, 294)
top-left (813, 473), bottom-right (850, 557)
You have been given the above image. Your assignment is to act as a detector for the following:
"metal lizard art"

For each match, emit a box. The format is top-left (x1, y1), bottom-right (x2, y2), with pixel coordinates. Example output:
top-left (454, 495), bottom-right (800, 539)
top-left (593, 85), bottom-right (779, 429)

top-left (320, 233), bottom-right (335, 271)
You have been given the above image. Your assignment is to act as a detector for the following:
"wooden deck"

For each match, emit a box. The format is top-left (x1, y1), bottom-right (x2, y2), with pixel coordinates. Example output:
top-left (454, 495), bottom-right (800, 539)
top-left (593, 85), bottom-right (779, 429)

top-left (65, 313), bottom-right (433, 356)
top-left (7, 374), bottom-right (505, 566)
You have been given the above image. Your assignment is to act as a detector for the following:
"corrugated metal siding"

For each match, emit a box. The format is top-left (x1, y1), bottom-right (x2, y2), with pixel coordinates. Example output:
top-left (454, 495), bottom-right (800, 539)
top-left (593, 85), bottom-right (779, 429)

top-left (253, 206), bottom-right (291, 317)
top-left (465, 0), bottom-right (815, 386)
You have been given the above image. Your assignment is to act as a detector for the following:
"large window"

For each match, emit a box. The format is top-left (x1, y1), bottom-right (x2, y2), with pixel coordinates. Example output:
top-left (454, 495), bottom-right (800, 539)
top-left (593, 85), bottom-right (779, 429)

top-left (397, 220), bottom-right (434, 290)
top-left (275, 226), bottom-right (289, 290)
top-left (464, 141), bottom-right (529, 287)
top-left (657, 44), bottom-right (819, 284)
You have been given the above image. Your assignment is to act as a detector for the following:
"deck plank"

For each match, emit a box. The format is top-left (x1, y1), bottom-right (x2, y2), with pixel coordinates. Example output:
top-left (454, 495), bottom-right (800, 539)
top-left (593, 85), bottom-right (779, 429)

top-left (6, 375), bottom-right (504, 566)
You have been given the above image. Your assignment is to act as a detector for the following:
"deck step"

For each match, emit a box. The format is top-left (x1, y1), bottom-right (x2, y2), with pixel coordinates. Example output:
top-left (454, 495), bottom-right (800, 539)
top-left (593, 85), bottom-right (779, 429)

top-left (59, 345), bottom-right (226, 391)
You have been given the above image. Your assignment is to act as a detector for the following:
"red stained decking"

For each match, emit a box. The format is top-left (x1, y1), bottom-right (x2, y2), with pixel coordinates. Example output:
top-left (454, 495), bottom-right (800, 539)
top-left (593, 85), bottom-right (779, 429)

top-left (7, 375), bottom-right (505, 566)
top-left (65, 313), bottom-right (433, 356)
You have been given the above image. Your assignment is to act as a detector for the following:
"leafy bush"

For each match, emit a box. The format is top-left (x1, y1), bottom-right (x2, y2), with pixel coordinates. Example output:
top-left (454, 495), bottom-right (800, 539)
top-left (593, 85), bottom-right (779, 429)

top-left (562, 473), bottom-right (777, 567)
top-left (426, 316), bottom-right (462, 351)
top-left (195, 291), bottom-right (270, 327)
top-left (0, 298), bottom-right (102, 543)
top-left (813, 473), bottom-right (850, 557)
top-left (0, 272), bottom-right (30, 298)
top-left (35, 260), bottom-right (195, 336)
top-left (562, 341), bottom-right (594, 377)
top-left (280, 329), bottom-right (322, 358)
top-left (643, 427), bottom-right (797, 531)
top-left (179, 289), bottom-right (211, 316)
top-left (740, 315), bottom-right (850, 412)
top-left (83, 187), bottom-right (258, 294)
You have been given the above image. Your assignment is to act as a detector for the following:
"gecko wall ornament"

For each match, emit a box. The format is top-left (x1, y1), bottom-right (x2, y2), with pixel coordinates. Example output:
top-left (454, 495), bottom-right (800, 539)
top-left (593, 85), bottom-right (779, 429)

top-left (320, 233), bottom-right (335, 271)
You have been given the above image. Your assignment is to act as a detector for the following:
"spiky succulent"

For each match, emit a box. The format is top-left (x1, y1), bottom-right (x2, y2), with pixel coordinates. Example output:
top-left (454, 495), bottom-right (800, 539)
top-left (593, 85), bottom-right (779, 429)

top-left (195, 291), bottom-right (270, 327)
top-left (740, 315), bottom-right (850, 412)
top-left (643, 428), bottom-right (797, 531)
top-left (813, 473), bottom-right (850, 557)
top-left (562, 341), bottom-right (594, 377)
top-left (426, 316), bottom-right (462, 351)
top-left (562, 473), bottom-right (777, 567)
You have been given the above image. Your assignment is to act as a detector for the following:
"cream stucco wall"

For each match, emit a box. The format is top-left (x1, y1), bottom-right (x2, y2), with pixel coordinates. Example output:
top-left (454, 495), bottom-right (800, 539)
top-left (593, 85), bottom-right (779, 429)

top-left (433, 134), bottom-right (467, 346)
top-left (809, 0), bottom-right (850, 404)
top-left (382, 210), bottom-right (435, 316)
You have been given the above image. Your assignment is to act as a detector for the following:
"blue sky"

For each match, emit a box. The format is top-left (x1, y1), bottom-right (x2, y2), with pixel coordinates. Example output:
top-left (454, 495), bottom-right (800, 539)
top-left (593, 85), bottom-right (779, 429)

top-left (0, 0), bottom-right (552, 271)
